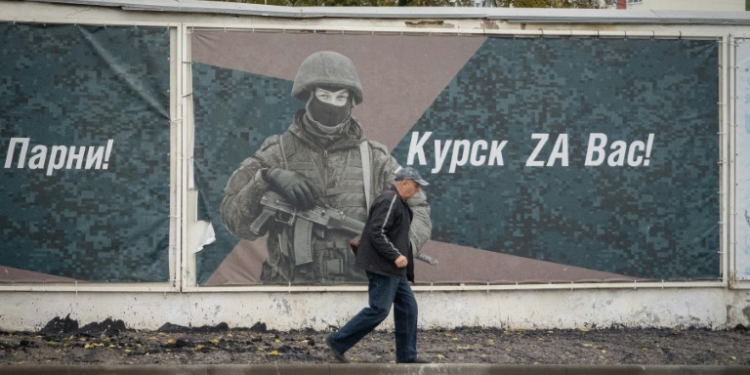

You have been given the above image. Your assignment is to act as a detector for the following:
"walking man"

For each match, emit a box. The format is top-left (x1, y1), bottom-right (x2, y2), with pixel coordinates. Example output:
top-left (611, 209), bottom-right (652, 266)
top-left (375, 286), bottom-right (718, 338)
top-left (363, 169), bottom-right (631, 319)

top-left (326, 167), bottom-right (431, 364)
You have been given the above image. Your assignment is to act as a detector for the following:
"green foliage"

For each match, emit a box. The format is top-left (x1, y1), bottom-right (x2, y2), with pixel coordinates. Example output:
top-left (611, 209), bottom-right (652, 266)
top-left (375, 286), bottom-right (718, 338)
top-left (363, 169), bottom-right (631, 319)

top-left (554, 0), bottom-right (612, 8)
top-left (397, 0), bottom-right (461, 6)
top-left (510, 0), bottom-right (547, 7)
top-left (495, 0), bottom-right (609, 7)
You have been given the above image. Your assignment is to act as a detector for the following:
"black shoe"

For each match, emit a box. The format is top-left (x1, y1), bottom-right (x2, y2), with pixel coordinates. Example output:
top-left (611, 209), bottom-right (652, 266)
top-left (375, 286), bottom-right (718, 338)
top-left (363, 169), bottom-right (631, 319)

top-left (326, 335), bottom-right (349, 363)
top-left (399, 357), bottom-right (432, 364)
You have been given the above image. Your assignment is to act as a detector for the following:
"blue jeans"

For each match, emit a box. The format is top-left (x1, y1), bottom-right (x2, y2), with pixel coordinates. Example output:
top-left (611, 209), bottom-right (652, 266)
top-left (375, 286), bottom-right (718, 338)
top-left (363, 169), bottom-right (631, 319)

top-left (328, 271), bottom-right (418, 363)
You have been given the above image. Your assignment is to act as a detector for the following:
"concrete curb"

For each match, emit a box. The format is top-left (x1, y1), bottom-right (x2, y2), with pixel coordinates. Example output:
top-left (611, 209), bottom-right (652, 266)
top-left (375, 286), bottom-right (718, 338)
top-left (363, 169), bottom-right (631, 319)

top-left (1, 364), bottom-right (749, 375)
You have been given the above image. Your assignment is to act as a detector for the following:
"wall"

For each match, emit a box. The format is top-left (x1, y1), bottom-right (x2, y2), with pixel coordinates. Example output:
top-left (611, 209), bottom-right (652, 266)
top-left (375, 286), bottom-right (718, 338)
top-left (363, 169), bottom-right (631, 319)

top-left (0, 0), bottom-right (749, 333)
top-left (1, 289), bottom-right (749, 331)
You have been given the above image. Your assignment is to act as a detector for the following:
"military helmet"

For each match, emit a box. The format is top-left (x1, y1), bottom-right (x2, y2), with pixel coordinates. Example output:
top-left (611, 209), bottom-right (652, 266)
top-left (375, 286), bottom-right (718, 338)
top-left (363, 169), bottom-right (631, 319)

top-left (292, 51), bottom-right (363, 105)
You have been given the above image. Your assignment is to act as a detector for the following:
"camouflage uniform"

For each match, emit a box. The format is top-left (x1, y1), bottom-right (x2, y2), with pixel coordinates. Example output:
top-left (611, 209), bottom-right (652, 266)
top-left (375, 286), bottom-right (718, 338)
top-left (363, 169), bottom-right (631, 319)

top-left (220, 51), bottom-right (431, 284)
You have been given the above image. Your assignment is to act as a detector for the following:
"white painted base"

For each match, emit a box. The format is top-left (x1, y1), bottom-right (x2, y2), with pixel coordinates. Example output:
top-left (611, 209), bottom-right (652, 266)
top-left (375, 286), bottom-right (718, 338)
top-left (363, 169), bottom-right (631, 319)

top-left (2, 289), bottom-right (750, 332)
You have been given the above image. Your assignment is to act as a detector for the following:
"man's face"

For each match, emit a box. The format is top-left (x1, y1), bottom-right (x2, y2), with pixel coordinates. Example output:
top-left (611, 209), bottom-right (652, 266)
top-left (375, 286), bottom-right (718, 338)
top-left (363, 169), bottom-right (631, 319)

top-left (400, 180), bottom-right (421, 200)
top-left (314, 88), bottom-right (350, 107)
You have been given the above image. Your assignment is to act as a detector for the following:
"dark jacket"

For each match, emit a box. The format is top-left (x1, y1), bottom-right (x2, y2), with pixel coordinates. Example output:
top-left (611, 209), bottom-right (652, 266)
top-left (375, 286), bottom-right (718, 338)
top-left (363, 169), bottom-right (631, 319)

top-left (355, 186), bottom-right (415, 282)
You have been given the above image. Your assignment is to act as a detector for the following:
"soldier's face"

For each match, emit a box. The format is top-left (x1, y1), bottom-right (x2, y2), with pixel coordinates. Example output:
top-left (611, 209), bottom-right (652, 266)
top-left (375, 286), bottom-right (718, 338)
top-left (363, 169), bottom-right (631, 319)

top-left (314, 88), bottom-right (350, 107)
top-left (307, 87), bottom-right (352, 127)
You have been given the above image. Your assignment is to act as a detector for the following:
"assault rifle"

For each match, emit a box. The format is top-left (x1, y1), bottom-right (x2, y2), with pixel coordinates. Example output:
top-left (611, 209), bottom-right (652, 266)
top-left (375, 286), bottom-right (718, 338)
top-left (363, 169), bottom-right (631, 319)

top-left (249, 191), bottom-right (438, 266)
top-left (250, 191), bottom-right (364, 266)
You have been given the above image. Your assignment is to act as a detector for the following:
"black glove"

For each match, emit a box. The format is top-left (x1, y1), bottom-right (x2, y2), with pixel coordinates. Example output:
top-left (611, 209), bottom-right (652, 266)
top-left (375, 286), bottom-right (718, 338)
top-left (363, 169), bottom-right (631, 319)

top-left (265, 168), bottom-right (318, 210)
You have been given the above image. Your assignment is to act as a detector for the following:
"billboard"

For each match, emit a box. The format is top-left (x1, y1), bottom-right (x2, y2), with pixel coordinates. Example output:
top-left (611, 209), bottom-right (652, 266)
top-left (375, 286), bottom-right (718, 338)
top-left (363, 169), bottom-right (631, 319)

top-left (0, 23), bottom-right (171, 283)
top-left (191, 31), bottom-right (720, 286)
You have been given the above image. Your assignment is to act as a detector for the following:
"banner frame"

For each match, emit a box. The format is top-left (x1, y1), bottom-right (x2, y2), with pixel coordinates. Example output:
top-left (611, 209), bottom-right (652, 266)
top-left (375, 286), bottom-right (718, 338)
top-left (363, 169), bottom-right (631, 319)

top-left (720, 32), bottom-right (729, 287)
top-left (181, 25), bottom-right (730, 292)
top-left (730, 34), bottom-right (738, 288)
top-left (185, 24), bottom-right (727, 40)
top-left (0, 15), bottom-right (730, 292)
top-left (730, 35), bottom-right (750, 289)
top-left (0, 21), bottom-right (182, 292)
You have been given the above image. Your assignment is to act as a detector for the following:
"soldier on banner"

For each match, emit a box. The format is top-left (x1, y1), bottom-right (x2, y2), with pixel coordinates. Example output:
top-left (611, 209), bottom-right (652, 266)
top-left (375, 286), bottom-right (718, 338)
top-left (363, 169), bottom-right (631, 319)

top-left (220, 51), bottom-right (434, 284)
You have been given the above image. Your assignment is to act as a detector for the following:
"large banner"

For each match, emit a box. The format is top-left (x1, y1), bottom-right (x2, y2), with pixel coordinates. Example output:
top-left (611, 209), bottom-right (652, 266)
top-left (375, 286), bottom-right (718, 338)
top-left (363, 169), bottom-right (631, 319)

top-left (736, 39), bottom-right (750, 280)
top-left (192, 31), bottom-right (720, 286)
top-left (0, 24), bottom-right (171, 283)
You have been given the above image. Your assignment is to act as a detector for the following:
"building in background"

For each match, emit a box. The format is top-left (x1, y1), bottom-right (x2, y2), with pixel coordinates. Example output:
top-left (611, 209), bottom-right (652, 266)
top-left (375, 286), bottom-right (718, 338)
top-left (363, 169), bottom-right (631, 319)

top-left (618, 0), bottom-right (745, 11)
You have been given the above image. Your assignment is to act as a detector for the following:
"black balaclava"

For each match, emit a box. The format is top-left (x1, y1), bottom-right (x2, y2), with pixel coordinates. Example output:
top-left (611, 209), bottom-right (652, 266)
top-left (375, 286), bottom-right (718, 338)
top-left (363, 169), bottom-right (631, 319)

top-left (305, 87), bottom-right (352, 129)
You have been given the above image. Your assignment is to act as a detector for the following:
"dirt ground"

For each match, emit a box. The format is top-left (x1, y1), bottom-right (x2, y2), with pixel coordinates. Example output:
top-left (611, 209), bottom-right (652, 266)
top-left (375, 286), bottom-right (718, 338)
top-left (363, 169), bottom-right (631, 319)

top-left (1, 317), bottom-right (749, 366)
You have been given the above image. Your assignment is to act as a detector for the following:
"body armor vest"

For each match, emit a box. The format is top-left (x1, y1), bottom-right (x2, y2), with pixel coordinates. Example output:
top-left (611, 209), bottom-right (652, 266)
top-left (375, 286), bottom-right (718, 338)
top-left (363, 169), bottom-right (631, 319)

top-left (262, 130), bottom-right (370, 284)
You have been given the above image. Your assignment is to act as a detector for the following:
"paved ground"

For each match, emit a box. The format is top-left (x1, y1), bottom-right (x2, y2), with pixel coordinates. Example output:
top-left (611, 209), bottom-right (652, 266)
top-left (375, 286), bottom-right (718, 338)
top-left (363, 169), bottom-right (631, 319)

top-left (2, 317), bottom-right (750, 367)
top-left (2, 364), bottom-right (750, 375)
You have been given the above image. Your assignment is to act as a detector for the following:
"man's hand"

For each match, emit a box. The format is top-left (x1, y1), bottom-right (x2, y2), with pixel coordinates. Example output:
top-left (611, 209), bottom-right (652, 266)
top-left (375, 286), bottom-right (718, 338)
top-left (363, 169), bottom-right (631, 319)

top-left (265, 168), bottom-right (318, 210)
top-left (394, 255), bottom-right (408, 268)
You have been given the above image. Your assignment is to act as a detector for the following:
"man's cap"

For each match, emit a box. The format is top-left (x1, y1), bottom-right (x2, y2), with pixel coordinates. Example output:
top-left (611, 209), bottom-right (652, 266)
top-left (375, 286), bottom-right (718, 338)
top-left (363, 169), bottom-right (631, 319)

top-left (394, 167), bottom-right (429, 186)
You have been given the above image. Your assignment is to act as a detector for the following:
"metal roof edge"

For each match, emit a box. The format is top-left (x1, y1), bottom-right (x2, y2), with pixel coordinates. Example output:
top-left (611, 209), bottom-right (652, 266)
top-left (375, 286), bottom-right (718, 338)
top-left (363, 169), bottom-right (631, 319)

top-left (19, 0), bottom-right (750, 24)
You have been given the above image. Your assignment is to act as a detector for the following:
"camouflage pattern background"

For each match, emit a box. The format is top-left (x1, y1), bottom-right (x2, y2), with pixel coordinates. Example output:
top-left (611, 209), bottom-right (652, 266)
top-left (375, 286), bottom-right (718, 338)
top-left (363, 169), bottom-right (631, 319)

top-left (192, 32), bottom-right (719, 284)
top-left (0, 23), bottom-right (171, 282)
top-left (391, 38), bottom-right (719, 281)
top-left (192, 66), bottom-right (302, 284)
top-left (0, 25), bottom-right (723, 286)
